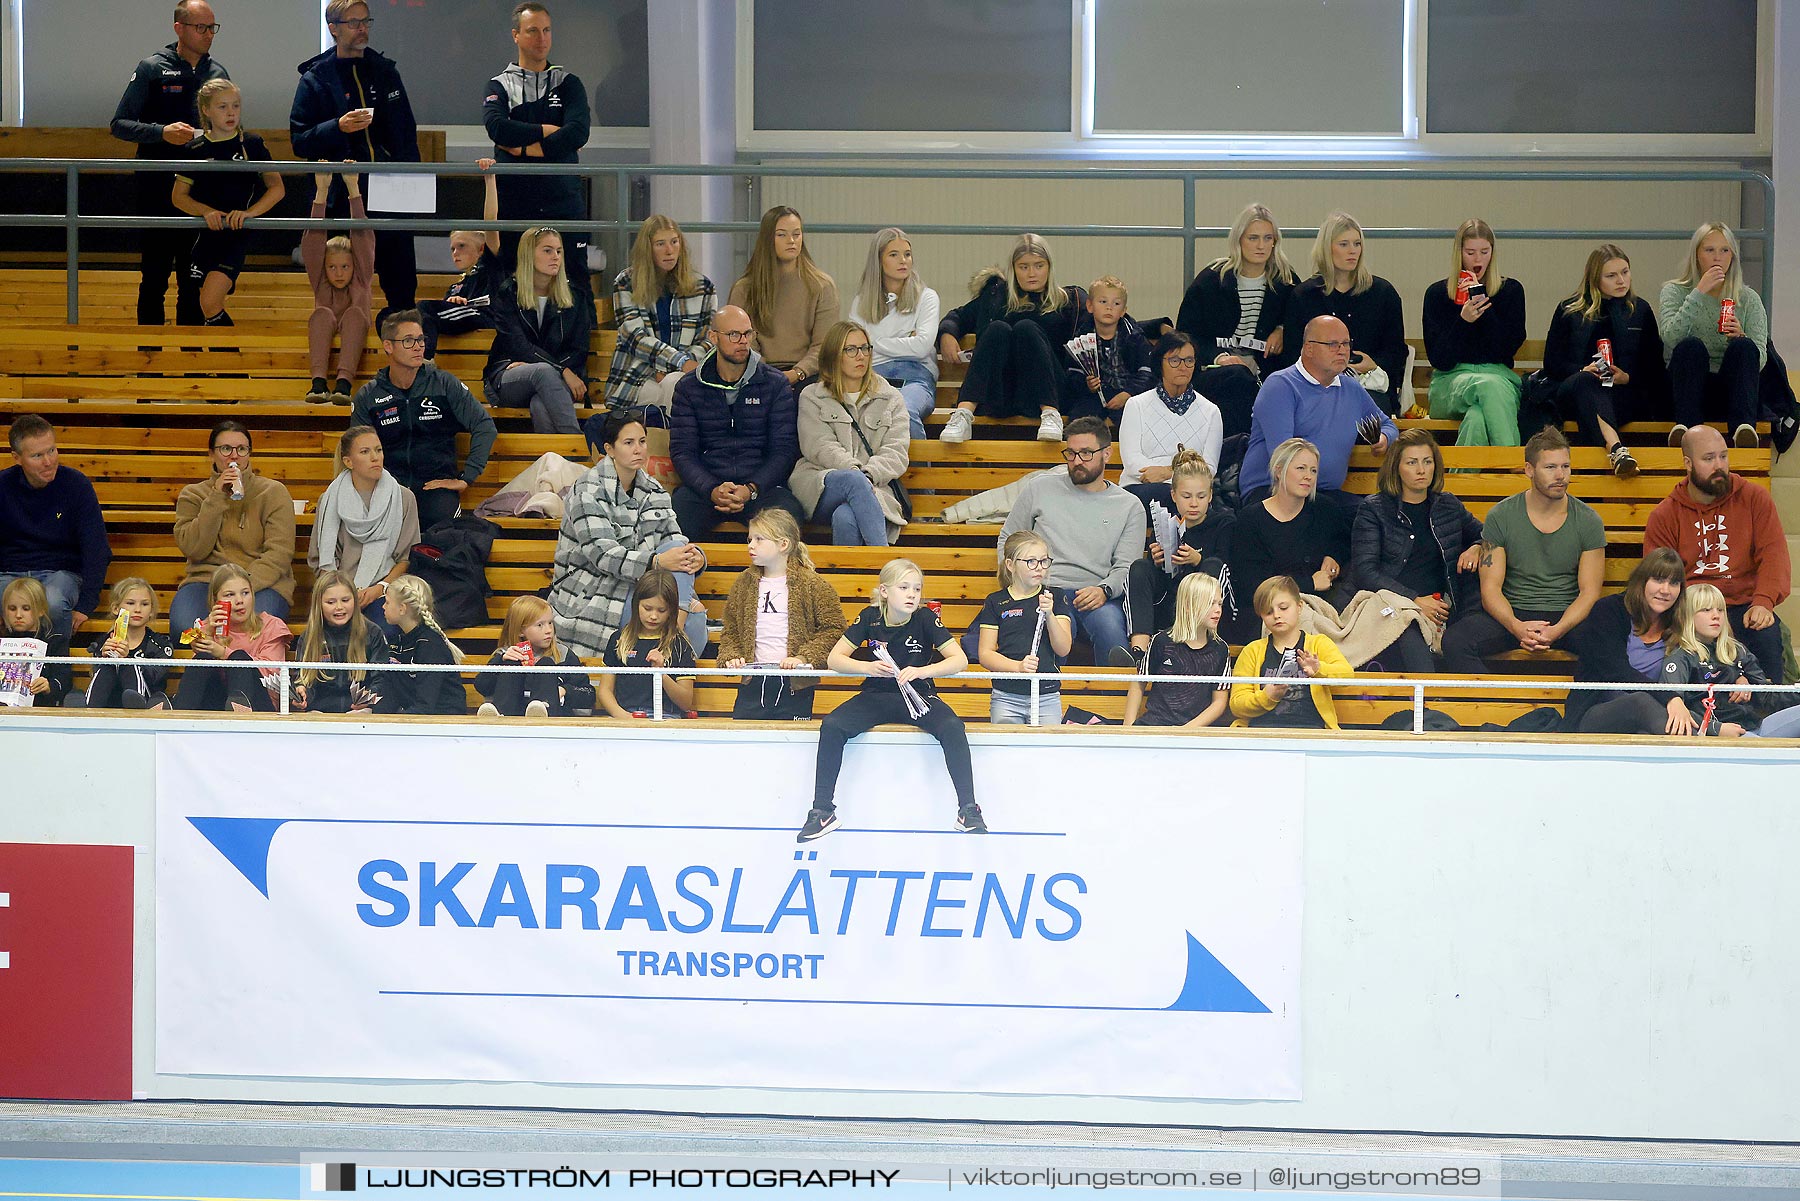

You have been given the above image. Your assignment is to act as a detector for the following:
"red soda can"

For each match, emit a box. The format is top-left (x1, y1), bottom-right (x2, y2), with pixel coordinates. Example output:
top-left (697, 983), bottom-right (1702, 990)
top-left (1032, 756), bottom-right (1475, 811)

top-left (925, 600), bottom-right (942, 617)
top-left (1455, 272), bottom-right (1472, 305)
top-left (513, 640), bottom-right (533, 662)
top-left (1719, 298), bottom-right (1736, 334)
top-left (1596, 338), bottom-right (1613, 368)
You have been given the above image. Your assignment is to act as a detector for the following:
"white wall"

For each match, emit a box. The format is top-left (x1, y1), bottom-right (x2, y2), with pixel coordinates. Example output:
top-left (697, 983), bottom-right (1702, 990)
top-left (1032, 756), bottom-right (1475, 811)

top-left (3, 715), bottom-right (1797, 1140)
top-left (27, 2), bottom-right (317, 130)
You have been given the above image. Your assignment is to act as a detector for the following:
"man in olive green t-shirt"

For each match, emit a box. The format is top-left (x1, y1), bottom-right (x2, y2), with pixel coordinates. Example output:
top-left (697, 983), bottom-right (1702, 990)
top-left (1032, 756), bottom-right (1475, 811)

top-left (1442, 428), bottom-right (1605, 675)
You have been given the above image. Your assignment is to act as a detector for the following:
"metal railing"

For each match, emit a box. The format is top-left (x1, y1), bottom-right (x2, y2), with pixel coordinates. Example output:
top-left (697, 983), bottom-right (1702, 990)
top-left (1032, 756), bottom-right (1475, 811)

top-left (15, 654), bottom-right (1800, 738)
top-left (0, 158), bottom-right (1775, 324)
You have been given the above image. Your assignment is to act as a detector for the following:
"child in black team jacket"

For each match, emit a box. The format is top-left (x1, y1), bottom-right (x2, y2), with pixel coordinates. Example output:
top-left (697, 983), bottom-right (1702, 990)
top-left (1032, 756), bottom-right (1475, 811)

top-left (800, 559), bottom-right (987, 843)
top-left (84, 577), bottom-right (175, 710)
top-left (171, 79), bottom-right (285, 326)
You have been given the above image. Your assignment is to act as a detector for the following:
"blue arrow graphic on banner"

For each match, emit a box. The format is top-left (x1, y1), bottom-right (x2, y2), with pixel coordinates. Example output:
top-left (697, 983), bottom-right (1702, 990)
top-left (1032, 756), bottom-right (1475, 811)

top-left (188, 817), bottom-right (290, 899)
top-left (1164, 932), bottom-right (1271, 1013)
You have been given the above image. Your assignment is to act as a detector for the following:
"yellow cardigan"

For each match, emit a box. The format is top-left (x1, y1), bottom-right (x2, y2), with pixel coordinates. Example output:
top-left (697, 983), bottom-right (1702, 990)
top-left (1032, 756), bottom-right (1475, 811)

top-left (1229, 632), bottom-right (1354, 730)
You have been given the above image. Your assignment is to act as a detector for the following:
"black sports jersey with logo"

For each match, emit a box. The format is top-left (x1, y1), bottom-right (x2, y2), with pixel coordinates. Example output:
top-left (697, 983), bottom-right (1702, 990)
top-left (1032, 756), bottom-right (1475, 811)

top-left (176, 130), bottom-right (271, 213)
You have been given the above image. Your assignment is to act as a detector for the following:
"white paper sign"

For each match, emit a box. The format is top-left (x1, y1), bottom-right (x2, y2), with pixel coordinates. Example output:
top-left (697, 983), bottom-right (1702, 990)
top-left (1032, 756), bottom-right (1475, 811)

top-left (155, 730), bottom-right (1304, 1100)
top-left (366, 173), bottom-right (438, 214)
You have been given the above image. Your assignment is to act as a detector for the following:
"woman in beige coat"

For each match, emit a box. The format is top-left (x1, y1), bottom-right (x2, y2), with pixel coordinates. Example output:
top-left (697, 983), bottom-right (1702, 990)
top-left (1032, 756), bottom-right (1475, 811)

top-left (789, 321), bottom-right (911, 546)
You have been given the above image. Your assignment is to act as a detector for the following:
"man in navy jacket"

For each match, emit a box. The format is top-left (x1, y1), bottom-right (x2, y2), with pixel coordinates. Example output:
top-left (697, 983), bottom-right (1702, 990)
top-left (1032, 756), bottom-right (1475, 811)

top-left (482, 2), bottom-right (594, 319)
top-left (669, 306), bottom-right (805, 540)
top-left (291, 0), bottom-right (421, 323)
top-left (0, 416), bottom-right (111, 639)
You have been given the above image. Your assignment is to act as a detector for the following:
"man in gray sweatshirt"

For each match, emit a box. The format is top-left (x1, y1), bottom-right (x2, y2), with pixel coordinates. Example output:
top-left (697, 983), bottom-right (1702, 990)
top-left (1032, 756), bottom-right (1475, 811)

top-left (997, 416), bottom-right (1146, 664)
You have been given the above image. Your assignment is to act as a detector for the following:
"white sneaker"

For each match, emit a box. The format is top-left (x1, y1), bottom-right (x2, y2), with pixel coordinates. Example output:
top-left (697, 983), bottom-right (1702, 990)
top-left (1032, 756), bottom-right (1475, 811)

top-left (1666, 424), bottom-right (1689, 449)
top-left (1037, 410), bottom-right (1064, 442)
top-left (938, 408), bottom-right (973, 444)
top-left (1733, 423), bottom-right (1760, 449)
top-left (525, 700), bottom-right (551, 718)
top-left (477, 702), bottom-right (500, 718)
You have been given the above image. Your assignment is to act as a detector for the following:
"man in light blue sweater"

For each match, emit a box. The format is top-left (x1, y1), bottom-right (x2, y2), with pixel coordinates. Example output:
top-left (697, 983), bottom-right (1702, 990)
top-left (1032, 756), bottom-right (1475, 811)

top-left (1240, 316), bottom-right (1396, 515)
top-left (995, 416), bottom-right (1145, 664)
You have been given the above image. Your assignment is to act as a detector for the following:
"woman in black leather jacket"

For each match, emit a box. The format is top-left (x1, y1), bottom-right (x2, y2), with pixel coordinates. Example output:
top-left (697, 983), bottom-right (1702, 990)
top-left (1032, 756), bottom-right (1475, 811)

top-left (1349, 429), bottom-right (1484, 673)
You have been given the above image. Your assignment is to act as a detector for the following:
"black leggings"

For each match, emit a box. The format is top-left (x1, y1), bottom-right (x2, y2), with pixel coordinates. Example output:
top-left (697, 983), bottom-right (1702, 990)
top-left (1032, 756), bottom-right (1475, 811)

top-left (85, 662), bottom-right (169, 709)
top-left (1555, 371), bottom-right (1641, 448)
top-left (1668, 335), bottom-right (1760, 431)
top-left (1576, 691), bottom-right (1666, 735)
top-left (174, 651), bottom-right (279, 712)
top-left (961, 319), bottom-right (1059, 419)
top-left (485, 656), bottom-right (574, 716)
top-left (1195, 363), bottom-right (1259, 439)
top-left (814, 690), bottom-right (974, 812)
top-left (1125, 557), bottom-right (1176, 638)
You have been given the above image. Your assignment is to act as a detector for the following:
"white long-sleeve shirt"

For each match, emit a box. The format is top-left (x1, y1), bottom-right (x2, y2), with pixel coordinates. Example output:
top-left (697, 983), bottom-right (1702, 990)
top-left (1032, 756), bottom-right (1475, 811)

top-left (851, 287), bottom-right (940, 378)
top-left (1117, 388), bottom-right (1223, 485)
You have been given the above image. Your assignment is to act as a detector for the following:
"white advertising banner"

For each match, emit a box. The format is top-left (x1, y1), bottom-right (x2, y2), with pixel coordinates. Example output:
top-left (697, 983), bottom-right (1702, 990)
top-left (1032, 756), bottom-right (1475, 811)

top-left (155, 729), bottom-right (1303, 1100)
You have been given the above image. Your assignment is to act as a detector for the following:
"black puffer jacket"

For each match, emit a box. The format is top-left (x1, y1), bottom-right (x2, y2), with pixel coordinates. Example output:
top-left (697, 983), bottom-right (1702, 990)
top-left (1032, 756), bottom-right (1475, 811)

top-left (1349, 490), bottom-right (1484, 616)
top-left (668, 350), bottom-right (799, 498)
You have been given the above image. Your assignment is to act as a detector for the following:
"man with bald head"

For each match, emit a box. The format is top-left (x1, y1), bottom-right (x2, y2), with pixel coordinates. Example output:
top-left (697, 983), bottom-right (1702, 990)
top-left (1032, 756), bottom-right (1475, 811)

top-left (111, 0), bottom-right (228, 325)
top-left (1239, 315), bottom-right (1397, 513)
top-left (1644, 424), bottom-right (1790, 678)
top-left (668, 305), bottom-right (804, 539)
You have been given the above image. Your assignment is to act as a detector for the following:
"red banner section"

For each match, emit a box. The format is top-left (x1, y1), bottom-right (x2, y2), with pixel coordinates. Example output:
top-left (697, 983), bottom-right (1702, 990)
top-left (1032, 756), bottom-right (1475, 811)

top-left (0, 842), bottom-right (133, 1099)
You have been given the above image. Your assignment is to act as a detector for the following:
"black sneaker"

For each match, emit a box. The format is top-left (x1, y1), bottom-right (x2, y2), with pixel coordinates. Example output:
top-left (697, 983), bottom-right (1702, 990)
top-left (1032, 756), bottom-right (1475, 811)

top-left (1108, 644), bottom-right (1146, 672)
top-left (796, 807), bottom-right (840, 843)
top-left (955, 803), bottom-right (989, 834)
top-left (1607, 443), bottom-right (1639, 478)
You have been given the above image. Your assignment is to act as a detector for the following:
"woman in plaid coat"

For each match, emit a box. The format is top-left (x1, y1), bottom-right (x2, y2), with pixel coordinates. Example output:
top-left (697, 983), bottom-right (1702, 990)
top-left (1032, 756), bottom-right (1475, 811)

top-left (550, 411), bottom-right (710, 661)
top-left (604, 215), bottom-right (717, 414)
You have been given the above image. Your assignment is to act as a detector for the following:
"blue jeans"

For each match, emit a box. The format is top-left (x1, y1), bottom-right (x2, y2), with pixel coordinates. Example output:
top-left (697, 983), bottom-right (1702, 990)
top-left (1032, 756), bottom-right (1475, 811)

top-left (0, 569), bottom-right (81, 638)
top-left (654, 536), bottom-right (711, 655)
top-left (169, 580), bottom-right (290, 639)
top-left (876, 358), bottom-right (937, 440)
top-left (813, 469), bottom-right (889, 546)
top-left (1063, 588), bottom-right (1128, 664)
top-left (958, 587), bottom-right (1127, 666)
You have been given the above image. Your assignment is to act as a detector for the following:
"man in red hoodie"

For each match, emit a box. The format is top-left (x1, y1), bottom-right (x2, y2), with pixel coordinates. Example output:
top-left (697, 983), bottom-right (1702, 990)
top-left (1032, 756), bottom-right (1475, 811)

top-left (1644, 425), bottom-right (1790, 679)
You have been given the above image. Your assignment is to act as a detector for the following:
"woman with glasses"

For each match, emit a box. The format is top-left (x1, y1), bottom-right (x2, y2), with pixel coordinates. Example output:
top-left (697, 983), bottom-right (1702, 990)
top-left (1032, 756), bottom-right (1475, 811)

top-left (1422, 218), bottom-right (1527, 446)
top-left (1117, 331), bottom-right (1223, 514)
top-left (1282, 211), bottom-right (1408, 415)
top-left (484, 226), bottom-right (591, 433)
top-left (789, 322), bottom-right (910, 547)
top-left (169, 421), bottom-right (296, 637)
top-left (290, 0), bottom-right (423, 321)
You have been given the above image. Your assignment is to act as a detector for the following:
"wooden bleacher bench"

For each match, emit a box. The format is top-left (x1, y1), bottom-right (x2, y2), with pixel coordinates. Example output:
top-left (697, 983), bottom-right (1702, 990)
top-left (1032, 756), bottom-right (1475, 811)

top-left (0, 268), bottom-right (1774, 728)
